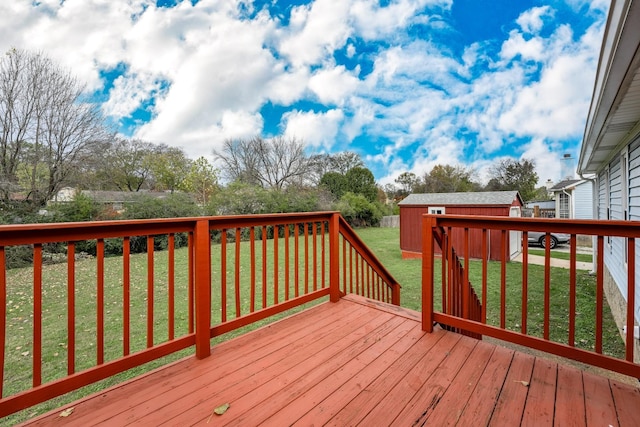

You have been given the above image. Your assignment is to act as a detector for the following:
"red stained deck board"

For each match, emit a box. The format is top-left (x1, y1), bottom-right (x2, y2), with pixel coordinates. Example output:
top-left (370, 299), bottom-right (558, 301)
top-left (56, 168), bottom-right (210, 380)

top-left (348, 332), bottom-right (464, 426)
top-left (17, 294), bottom-right (640, 427)
top-left (554, 364), bottom-right (586, 427)
top-left (224, 319), bottom-right (421, 426)
top-left (521, 358), bottom-right (558, 427)
top-left (610, 380), bottom-right (640, 426)
top-left (454, 345), bottom-right (514, 426)
top-left (583, 371), bottom-right (619, 427)
top-left (488, 351), bottom-right (535, 426)
top-left (416, 340), bottom-right (496, 425)
top-left (295, 327), bottom-right (449, 426)
top-left (131, 303), bottom-right (394, 425)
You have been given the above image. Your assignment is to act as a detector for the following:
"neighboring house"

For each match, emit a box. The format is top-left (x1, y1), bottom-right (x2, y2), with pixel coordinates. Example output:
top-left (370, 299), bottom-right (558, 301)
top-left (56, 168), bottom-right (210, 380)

top-left (547, 178), bottom-right (594, 220)
top-left (524, 199), bottom-right (555, 218)
top-left (398, 190), bottom-right (523, 261)
top-left (53, 187), bottom-right (170, 213)
top-left (578, 0), bottom-right (640, 359)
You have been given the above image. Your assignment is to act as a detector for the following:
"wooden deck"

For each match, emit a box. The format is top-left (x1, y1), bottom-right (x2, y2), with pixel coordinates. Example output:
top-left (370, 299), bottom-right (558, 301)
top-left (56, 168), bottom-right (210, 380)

top-left (21, 295), bottom-right (640, 426)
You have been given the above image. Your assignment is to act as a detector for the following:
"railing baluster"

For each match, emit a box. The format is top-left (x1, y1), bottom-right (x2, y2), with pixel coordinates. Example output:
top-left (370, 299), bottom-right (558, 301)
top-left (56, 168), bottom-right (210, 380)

top-left (168, 234), bottom-right (175, 340)
top-left (521, 231), bottom-right (528, 334)
top-left (33, 244), bottom-right (42, 387)
top-left (500, 230), bottom-right (506, 329)
top-left (463, 228), bottom-right (469, 320)
top-left (544, 233), bottom-right (551, 340)
top-left (349, 245), bottom-right (353, 294)
top-left (321, 222), bottom-right (326, 289)
top-left (627, 237), bottom-right (635, 362)
top-left (97, 239), bottom-right (105, 362)
top-left (285, 225), bottom-right (290, 301)
top-left (294, 224), bottom-right (299, 298)
top-left (123, 237), bottom-right (131, 354)
top-left (146, 237), bottom-right (154, 348)
top-left (221, 230), bottom-right (227, 322)
top-left (355, 251), bottom-right (360, 296)
top-left (304, 223), bottom-right (309, 294)
top-left (569, 234), bottom-right (577, 347)
top-left (342, 237), bottom-right (347, 294)
top-left (235, 228), bottom-right (241, 318)
top-left (596, 236), bottom-right (604, 354)
top-left (187, 232), bottom-right (194, 334)
top-left (274, 225), bottom-right (279, 304)
top-left (67, 242), bottom-right (76, 374)
top-left (0, 246), bottom-right (5, 396)
top-left (250, 227), bottom-right (256, 312)
top-left (482, 229), bottom-right (488, 325)
top-left (262, 226), bottom-right (268, 307)
top-left (313, 222), bottom-right (317, 292)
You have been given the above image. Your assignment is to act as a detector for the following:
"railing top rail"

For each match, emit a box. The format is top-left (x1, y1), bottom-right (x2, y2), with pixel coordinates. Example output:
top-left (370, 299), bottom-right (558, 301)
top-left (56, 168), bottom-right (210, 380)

top-left (424, 214), bottom-right (640, 237)
top-left (0, 211), bottom-right (339, 245)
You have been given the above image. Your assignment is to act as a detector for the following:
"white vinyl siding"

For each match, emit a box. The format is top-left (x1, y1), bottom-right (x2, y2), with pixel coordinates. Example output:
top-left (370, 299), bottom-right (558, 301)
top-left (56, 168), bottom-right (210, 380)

top-left (600, 149), bottom-right (640, 324)
top-left (574, 181), bottom-right (593, 219)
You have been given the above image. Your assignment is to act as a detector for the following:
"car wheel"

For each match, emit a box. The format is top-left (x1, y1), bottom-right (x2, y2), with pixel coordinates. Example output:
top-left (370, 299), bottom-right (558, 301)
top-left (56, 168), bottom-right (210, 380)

top-left (540, 236), bottom-right (558, 249)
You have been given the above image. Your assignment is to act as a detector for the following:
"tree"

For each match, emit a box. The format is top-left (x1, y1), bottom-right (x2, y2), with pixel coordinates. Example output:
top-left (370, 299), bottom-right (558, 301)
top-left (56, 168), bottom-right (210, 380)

top-left (148, 145), bottom-right (190, 192)
top-left (485, 158), bottom-right (538, 201)
top-left (214, 136), bottom-right (309, 189)
top-left (180, 156), bottom-right (218, 204)
top-left (307, 151), bottom-right (364, 185)
top-left (330, 151), bottom-right (364, 174)
top-left (345, 167), bottom-right (377, 202)
top-left (419, 164), bottom-right (479, 193)
top-left (0, 48), bottom-right (108, 205)
top-left (319, 172), bottom-right (348, 199)
top-left (395, 172), bottom-right (419, 196)
top-left (100, 138), bottom-right (156, 192)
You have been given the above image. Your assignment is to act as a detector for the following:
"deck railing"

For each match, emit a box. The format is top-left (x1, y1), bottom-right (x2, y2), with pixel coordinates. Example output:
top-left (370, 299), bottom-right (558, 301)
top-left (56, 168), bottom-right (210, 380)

top-left (422, 214), bottom-right (640, 379)
top-left (430, 225), bottom-right (482, 339)
top-left (0, 212), bottom-right (400, 417)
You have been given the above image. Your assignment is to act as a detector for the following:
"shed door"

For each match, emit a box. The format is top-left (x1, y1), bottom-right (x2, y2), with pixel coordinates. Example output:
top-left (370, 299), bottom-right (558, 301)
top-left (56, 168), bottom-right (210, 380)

top-left (509, 207), bottom-right (522, 259)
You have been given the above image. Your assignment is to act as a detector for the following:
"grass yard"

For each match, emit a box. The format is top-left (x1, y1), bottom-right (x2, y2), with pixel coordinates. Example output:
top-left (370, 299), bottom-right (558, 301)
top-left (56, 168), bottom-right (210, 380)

top-left (528, 248), bottom-right (593, 263)
top-left (355, 227), bottom-right (624, 359)
top-left (1, 226), bottom-right (625, 425)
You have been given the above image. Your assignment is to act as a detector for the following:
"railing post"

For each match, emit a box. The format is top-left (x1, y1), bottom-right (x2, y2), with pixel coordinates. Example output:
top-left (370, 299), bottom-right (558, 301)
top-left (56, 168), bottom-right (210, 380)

top-left (194, 219), bottom-right (211, 359)
top-left (392, 283), bottom-right (401, 306)
top-left (329, 213), bottom-right (341, 302)
top-left (422, 215), bottom-right (435, 332)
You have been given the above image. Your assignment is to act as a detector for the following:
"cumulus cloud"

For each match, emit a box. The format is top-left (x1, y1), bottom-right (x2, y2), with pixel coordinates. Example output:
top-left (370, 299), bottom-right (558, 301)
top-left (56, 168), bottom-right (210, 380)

top-left (282, 109), bottom-right (345, 149)
top-left (0, 0), bottom-right (606, 186)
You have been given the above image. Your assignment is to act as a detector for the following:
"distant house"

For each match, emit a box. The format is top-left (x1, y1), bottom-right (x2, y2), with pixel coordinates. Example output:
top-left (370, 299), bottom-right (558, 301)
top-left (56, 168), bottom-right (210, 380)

top-left (53, 187), bottom-right (170, 213)
top-left (577, 0), bottom-right (640, 356)
top-left (398, 190), bottom-right (523, 260)
top-left (547, 178), bottom-right (593, 220)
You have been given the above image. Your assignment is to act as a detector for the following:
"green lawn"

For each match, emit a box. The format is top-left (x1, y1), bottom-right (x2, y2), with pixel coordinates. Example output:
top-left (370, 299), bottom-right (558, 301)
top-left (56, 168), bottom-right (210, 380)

top-left (355, 227), bottom-right (624, 358)
top-left (1, 226), bottom-right (625, 425)
top-left (528, 248), bottom-right (593, 263)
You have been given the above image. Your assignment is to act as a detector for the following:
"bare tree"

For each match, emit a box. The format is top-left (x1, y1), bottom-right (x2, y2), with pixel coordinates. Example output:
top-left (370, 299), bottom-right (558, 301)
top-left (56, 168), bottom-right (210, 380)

top-left (0, 48), bottom-right (108, 205)
top-left (214, 136), bottom-right (309, 190)
top-left (100, 138), bottom-right (157, 192)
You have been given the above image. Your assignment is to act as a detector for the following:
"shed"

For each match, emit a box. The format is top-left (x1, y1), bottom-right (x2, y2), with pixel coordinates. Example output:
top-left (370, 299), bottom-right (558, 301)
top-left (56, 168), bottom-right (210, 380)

top-left (398, 190), bottom-right (524, 260)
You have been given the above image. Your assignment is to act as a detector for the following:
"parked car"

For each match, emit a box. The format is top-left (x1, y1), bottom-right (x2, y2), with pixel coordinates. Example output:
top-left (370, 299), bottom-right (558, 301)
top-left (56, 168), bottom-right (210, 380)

top-left (527, 231), bottom-right (570, 249)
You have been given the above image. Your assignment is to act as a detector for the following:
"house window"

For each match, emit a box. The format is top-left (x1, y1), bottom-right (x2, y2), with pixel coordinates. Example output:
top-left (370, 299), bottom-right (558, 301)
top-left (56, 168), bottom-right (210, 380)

top-left (428, 207), bottom-right (445, 214)
top-left (558, 193), bottom-right (570, 218)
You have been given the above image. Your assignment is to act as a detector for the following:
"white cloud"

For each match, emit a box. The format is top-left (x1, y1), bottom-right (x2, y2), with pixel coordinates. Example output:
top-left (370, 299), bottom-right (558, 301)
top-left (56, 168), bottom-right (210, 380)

top-left (516, 6), bottom-right (553, 34)
top-left (308, 65), bottom-right (360, 105)
top-left (282, 109), bottom-right (345, 149)
top-left (103, 72), bottom-right (166, 119)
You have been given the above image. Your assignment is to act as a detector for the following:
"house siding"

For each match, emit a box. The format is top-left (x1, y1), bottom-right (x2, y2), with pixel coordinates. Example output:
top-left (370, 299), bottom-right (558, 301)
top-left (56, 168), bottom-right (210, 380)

top-left (573, 182), bottom-right (593, 220)
top-left (599, 149), bottom-right (640, 324)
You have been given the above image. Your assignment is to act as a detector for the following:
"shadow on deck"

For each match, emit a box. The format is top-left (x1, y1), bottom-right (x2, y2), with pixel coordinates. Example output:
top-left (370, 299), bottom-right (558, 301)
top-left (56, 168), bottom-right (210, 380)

top-left (21, 295), bottom-right (640, 426)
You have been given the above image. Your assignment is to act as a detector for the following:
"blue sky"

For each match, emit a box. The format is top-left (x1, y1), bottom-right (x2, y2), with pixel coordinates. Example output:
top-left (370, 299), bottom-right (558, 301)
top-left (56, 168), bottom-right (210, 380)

top-left (0, 0), bottom-right (609, 185)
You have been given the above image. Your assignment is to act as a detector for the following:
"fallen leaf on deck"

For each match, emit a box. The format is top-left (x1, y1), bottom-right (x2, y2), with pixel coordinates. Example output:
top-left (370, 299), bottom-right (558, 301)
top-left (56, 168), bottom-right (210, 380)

top-left (514, 380), bottom-right (529, 387)
top-left (214, 403), bottom-right (230, 415)
top-left (207, 403), bottom-right (231, 423)
top-left (59, 407), bottom-right (74, 417)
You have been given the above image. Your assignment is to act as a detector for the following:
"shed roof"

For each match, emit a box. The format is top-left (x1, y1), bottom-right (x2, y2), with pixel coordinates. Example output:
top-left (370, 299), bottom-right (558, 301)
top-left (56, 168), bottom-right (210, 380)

top-left (398, 190), bottom-right (521, 206)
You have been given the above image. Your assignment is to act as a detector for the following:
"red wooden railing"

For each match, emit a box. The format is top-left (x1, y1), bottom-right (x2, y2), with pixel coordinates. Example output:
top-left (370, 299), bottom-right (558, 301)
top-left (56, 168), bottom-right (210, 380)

top-left (422, 214), bottom-right (640, 379)
top-left (0, 212), bottom-right (400, 417)
top-left (430, 225), bottom-right (482, 339)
